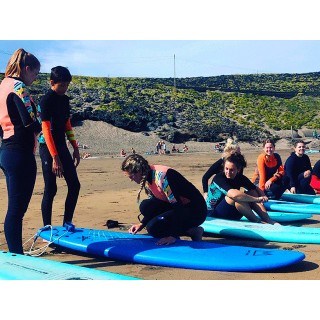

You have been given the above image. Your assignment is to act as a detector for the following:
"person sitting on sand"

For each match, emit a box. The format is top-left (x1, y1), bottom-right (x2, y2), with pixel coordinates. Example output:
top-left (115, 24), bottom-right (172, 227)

top-left (206, 153), bottom-right (278, 224)
top-left (120, 149), bottom-right (126, 157)
top-left (251, 138), bottom-right (288, 200)
top-left (82, 152), bottom-right (91, 159)
top-left (284, 140), bottom-right (315, 195)
top-left (121, 154), bottom-right (207, 245)
top-left (171, 144), bottom-right (178, 153)
top-left (310, 159), bottom-right (320, 194)
top-left (202, 138), bottom-right (240, 201)
top-left (183, 144), bottom-right (189, 152)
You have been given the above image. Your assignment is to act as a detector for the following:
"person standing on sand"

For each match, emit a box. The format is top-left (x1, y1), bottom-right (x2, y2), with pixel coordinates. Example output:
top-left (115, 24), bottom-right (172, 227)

top-left (37, 66), bottom-right (81, 228)
top-left (284, 140), bottom-right (315, 195)
top-left (121, 154), bottom-right (207, 245)
top-left (206, 153), bottom-right (278, 224)
top-left (0, 48), bottom-right (41, 254)
top-left (251, 138), bottom-right (288, 200)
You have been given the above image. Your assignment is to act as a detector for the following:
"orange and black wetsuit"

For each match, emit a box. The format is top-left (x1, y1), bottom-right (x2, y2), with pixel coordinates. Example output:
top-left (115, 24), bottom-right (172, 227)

top-left (251, 153), bottom-right (287, 200)
top-left (38, 88), bottom-right (80, 226)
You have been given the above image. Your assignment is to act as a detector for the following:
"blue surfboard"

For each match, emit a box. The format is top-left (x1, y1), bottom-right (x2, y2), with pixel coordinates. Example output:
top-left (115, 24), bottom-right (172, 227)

top-left (247, 211), bottom-right (312, 222)
top-left (0, 250), bottom-right (139, 280)
top-left (280, 192), bottom-right (320, 204)
top-left (264, 200), bottom-right (320, 213)
top-left (36, 225), bottom-right (305, 272)
top-left (202, 217), bottom-right (320, 244)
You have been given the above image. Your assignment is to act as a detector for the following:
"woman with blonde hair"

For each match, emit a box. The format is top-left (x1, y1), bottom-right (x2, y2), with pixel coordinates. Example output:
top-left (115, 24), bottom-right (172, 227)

top-left (0, 48), bottom-right (41, 253)
top-left (121, 154), bottom-right (207, 245)
top-left (202, 138), bottom-right (241, 200)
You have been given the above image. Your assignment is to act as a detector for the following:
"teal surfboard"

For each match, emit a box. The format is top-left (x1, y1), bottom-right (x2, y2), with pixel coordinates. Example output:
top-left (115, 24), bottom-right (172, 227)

top-left (247, 211), bottom-right (312, 222)
top-left (0, 250), bottom-right (139, 280)
top-left (280, 192), bottom-right (320, 204)
top-left (36, 225), bottom-right (305, 272)
top-left (202, 217), bottom-right (320, 244)
top-left (264, 200), bottom-right (320, 213)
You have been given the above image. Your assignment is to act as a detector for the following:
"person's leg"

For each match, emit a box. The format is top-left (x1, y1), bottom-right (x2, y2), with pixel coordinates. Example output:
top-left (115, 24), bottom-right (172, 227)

top-left (139, 197), bottom-right (172, 224)
top-left (297, 173), bottom-right (315, 195)
top-left (58, 145), bottom-right (81, 224)
top-left (246, 189), bottom-right (277, 224)
top-left (1, 150), bottom-right (36, 254)
top-left (40, 145), bottom-right (57, 226)
top-left (212, 198), bottom-right (243, 220)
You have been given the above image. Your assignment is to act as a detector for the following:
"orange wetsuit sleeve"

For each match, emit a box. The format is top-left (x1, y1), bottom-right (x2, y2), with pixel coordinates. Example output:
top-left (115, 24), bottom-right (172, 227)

top-left (41, 120), bottom-right (58, 157)
top-left (269, 164), bottom-right (285, 183)
top-left (256, 153), bottom-right (267, 190)
top-left (65, 118), bottom-right (78, 149)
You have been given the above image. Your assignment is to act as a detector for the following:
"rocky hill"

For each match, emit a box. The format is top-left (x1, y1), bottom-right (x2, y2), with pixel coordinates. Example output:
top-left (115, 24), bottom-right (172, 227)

top-left (1, 72), bottom-right (320, 144)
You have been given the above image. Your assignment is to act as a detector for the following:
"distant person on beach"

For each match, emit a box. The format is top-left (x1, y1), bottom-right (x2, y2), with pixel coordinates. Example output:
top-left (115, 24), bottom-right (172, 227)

top-left (38, 66), bottom-right (81, 228)
top-left (171, 144), bottom-right (179, 153)
top-left (0, 48), bottom-right (41, 253)
top-left (82, 152), bottom-right (91, 159)
top-left (183, 144), bottom-right (189, 152)
top-left (120, 149), bottom-right (126, 157)
top-left (251, 138), bottom-right (288, 200)
top-left (310, 159), bottom-right (320, 194)
top-left (202, 138), bottom-right (241, 200)
top-left (206, 153), bottom-right (278, 224)
top-left (284, 140), bottom-right (315, 195)
top-left (121, 154), bottom-right (207, 245)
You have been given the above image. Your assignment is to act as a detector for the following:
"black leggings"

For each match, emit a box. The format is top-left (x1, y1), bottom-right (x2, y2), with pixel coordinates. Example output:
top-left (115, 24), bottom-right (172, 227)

top-left (295, 173), bottom-right (315, 195)
top-left (39, 143), bottom-right (80, 226)
top-left (139, 197), bottom-right (207, 238)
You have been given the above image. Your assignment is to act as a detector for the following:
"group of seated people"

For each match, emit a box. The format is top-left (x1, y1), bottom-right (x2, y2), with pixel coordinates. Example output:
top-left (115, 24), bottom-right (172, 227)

top-left (202, 138), bottom-right (320, 224)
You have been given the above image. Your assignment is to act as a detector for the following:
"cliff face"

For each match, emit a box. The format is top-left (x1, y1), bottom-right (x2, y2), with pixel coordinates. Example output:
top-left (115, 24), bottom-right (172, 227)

top-left (2, 72), bottom-right (320, 144)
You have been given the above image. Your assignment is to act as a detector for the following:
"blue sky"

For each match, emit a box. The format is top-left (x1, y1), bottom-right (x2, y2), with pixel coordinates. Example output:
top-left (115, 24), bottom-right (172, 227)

top-left (1, 40), bottom-right (320, 78)
top-left (1, 1), bottom-right (320, 78)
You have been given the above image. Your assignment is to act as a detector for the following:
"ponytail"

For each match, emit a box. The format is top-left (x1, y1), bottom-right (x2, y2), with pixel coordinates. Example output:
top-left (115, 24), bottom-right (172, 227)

top-left (121, 154), bottom-right (151, 203)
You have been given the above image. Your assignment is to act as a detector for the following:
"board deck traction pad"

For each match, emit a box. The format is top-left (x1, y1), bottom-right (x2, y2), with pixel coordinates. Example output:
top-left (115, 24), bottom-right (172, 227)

top-left (37, 225), bottom-right (305, 272)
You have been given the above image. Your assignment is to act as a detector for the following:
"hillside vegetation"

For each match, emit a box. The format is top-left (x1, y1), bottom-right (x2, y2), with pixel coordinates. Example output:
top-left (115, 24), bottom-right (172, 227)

top-left (1, 71), bottom-right (320, 143)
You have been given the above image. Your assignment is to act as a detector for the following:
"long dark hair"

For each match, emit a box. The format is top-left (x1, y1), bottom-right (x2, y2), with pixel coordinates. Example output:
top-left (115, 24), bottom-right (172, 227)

top-left (121, 154), bottom-right (151, 203)
top-left (224, 153), bottom-right (247, 172)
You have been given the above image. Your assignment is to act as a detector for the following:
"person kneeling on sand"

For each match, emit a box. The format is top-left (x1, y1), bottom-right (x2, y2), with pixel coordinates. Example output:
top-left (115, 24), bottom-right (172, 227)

top-left (206, 153), bottom-right (279, 225)
top-left (121, 154), bottom-right (207, 245)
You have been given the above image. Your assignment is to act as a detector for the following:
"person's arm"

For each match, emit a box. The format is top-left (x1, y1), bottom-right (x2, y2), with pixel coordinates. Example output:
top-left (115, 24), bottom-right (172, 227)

top-left (256, 154), bottom-right (267, 190)
top-left (13, 86), bottom-right (41, 134)
top-left (227, 188), bottom-right (267, 203)
top-left (284, 155), bottom-right (296, 188)
top-left (42, 120), bottom-right (63, 178)
top-left (202, 158), bottom-right (223, 194)
top-left (65, 118), bottom-right (80, 167)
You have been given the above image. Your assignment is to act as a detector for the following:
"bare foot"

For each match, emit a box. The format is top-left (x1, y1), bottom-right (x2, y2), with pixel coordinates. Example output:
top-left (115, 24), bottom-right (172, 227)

top-left (156, 236), bottom-right (177, 245)
top-left (186, 226), bottom-right (204, 241)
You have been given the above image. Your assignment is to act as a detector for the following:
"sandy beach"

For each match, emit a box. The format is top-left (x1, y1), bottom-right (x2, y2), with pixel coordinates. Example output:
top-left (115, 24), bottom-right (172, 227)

top-left (1, 132), bottom-right (320, 281)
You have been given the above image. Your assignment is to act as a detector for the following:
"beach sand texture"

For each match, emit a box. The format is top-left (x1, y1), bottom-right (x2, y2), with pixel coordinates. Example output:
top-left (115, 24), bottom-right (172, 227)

top-left (1, 123), bottom-right (320, 280)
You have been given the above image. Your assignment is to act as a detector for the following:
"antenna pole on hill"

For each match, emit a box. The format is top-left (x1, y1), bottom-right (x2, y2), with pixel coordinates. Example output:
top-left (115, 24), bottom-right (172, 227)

top-left (174, 54), bottom-right (176, 90)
